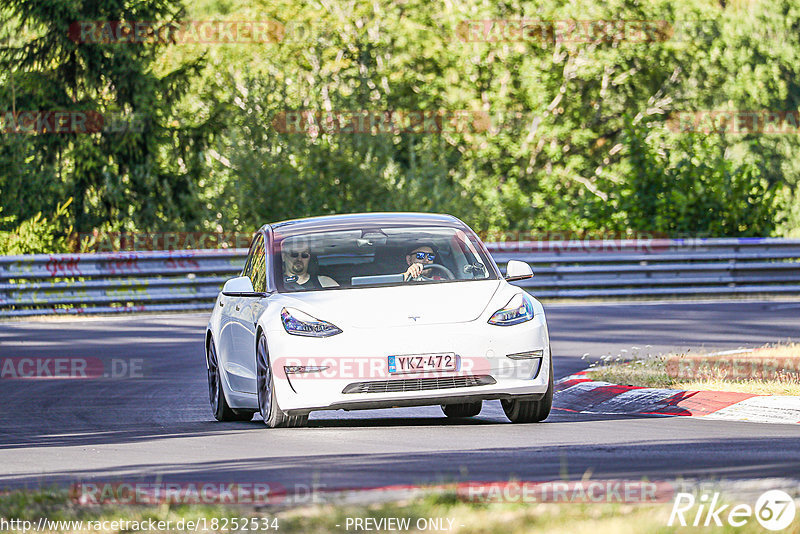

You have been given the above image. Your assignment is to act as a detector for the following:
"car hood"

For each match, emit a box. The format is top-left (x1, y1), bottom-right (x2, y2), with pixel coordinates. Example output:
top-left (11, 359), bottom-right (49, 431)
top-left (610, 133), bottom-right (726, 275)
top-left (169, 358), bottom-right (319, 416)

top-left (275, 280), bottom-right (503, 328)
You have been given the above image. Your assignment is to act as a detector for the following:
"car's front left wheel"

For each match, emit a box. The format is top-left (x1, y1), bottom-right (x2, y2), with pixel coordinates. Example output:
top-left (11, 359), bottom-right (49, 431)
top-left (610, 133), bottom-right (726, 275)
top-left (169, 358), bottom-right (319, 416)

top-left (257, 334), bottom-right (308, 428)
top-left (208, 336), bottom-right (254, 422)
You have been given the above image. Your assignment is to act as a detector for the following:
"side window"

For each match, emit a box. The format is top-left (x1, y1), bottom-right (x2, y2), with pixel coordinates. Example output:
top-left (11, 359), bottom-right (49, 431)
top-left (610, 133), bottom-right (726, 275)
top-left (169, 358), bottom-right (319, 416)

top-left (250, 234), bottom-right (267, 292)
top-left (241, 235), bottom-right (260, 280)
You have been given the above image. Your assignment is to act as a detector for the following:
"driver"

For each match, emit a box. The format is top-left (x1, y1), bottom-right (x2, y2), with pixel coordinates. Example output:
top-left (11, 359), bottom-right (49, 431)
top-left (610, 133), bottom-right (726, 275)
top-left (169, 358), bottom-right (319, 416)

top-left (282, 239), bottom-right (339, 290)
top-left (403, 244), bottom-right (445, 281)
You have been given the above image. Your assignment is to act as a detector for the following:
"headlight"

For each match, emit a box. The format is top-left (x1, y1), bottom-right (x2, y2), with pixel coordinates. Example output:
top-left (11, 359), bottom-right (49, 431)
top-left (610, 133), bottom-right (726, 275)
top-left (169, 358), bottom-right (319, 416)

top-left (488, 293), bottom-right (534, 326)
top-left (281, 308), bottom-right (342, 337)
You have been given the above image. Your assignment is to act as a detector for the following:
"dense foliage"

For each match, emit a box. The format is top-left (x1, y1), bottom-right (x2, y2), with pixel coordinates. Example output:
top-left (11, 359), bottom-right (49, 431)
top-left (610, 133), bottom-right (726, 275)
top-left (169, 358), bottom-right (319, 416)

top-left (1, 0), bottom-right (799, 253)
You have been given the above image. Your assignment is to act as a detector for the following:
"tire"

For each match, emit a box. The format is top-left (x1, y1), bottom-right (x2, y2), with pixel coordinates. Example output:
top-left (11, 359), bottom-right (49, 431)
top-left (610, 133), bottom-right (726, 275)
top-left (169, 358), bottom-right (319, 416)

top-left (257, 334), bottom-right (308, 428)
top-left (501, 350), bottom-right (553, 423)
top-left (208, 337), bottom-right (254, 422)
top-left (441, 401), bottom-right (482, 418)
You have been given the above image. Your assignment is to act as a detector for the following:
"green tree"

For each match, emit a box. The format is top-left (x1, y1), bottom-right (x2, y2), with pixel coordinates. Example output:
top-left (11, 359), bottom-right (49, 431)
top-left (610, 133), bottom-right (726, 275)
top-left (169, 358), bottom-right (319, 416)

top-left (615, 119), bottom-right (781, 236)
top-left (0, 198), bottom-right (73, 254)
top-left (0, 0), bottom-right (214, 232)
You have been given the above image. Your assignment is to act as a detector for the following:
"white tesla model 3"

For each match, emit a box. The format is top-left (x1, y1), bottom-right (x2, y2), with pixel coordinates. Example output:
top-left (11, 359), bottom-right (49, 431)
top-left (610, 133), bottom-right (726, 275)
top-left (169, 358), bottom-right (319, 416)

top-left (205, 213), bottom-right (552, 427)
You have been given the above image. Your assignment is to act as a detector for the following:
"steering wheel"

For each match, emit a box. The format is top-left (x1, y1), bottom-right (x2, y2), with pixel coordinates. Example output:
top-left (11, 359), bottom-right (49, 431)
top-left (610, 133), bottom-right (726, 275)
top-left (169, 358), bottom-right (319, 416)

top-left (409, 263), bottom-right (455, 281)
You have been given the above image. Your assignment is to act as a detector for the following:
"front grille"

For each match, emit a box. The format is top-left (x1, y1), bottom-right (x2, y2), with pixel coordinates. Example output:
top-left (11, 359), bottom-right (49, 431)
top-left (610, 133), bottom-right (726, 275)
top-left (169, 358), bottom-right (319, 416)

top-left (342, 375), bottom-right (496, 394)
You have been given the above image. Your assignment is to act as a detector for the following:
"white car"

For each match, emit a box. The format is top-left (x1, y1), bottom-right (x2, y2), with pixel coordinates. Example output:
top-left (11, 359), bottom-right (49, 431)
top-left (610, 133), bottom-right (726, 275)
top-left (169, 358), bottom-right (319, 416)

top-left (205, 213), bottom-right (553, 427)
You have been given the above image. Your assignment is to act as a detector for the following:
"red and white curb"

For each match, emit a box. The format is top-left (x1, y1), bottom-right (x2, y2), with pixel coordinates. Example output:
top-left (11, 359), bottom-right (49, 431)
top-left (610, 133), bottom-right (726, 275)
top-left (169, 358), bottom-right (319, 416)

top-left (554, 371), bottom-right (800, 425)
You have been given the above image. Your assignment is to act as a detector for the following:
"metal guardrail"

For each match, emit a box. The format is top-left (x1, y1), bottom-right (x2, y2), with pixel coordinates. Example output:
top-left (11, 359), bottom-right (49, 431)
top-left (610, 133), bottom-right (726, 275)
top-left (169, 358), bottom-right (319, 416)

top-left (1, 238), bottom-right (799, 317)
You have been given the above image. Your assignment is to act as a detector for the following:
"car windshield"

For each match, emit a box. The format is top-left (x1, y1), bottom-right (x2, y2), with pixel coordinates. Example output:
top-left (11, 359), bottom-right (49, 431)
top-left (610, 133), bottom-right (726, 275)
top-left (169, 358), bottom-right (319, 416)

top-left (274, 225), bottom-right (498, 292)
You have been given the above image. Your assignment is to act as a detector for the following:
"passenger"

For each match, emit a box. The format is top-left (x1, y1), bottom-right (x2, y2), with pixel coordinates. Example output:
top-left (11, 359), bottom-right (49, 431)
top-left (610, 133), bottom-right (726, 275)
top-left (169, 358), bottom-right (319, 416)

top-left (281, 240), bottom-right (338, 290)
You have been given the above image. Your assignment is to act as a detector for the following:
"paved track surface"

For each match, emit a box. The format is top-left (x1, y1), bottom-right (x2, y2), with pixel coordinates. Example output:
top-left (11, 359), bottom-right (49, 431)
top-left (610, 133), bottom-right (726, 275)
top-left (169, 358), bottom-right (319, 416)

top-left (1, 300), bottom-right (799, 491)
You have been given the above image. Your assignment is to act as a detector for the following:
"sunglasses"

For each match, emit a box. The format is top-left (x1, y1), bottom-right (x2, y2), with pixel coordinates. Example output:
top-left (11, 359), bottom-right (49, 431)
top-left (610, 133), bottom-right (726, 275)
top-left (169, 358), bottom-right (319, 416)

top-left (288, 251), bottom-right (310, 259)
top-left (413, 251), bottom-right (435, 262)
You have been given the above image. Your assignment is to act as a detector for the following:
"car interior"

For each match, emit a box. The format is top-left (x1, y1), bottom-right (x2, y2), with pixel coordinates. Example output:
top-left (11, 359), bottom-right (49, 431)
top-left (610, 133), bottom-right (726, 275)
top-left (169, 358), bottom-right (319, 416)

top-left (280, 229), bottom-right (491, 290)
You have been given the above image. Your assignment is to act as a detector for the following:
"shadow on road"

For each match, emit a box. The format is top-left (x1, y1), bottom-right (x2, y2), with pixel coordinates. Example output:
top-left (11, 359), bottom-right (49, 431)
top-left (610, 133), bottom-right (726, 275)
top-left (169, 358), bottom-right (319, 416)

top-left (3, 436), bottom-right (800, 491)
top-left (2, 305), bottom-right (800, 491)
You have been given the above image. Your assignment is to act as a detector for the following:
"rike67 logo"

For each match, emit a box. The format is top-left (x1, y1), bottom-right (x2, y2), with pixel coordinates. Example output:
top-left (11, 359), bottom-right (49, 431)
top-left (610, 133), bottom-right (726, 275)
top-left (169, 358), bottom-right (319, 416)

top-left (669, 490), bottom-right (796, 531)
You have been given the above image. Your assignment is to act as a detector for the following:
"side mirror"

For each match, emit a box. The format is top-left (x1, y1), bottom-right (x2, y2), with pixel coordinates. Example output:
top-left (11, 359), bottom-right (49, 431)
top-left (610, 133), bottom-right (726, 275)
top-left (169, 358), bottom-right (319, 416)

top-left (222, 276), bottom-right (267, 297)
top-left (505, 260), bottom-right (533, 282)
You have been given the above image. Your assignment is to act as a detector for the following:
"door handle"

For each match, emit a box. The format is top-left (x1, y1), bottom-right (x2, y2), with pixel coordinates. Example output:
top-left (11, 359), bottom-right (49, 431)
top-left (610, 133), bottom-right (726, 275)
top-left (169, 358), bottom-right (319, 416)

top-left (235, 304), bottom-right (241, 311)
top-left (219, 301), bottom-right (224, 307)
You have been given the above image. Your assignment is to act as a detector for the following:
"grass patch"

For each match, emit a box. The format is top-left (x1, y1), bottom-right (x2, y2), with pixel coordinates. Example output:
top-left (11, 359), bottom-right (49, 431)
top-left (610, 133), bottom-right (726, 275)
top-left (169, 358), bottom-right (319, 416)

top-left (0, 487), bottom-right (256, 531)
top-left (586, 343), bottom-right (800, 395)
top-left (2, 488), bottom-right (789, 534)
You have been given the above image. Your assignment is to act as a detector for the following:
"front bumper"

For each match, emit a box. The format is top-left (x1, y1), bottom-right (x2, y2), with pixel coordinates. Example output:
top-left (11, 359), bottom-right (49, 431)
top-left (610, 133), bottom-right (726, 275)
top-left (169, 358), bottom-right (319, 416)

top-left (266, 313), bottom-right (550, 414)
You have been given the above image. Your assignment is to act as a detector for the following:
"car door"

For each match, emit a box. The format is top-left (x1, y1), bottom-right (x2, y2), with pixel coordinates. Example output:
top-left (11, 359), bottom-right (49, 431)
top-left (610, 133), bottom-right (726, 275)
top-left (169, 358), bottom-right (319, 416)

top-left (226, 232), bottom-right (267, 394)
top-left (217, 237), bottom-right (256, 375)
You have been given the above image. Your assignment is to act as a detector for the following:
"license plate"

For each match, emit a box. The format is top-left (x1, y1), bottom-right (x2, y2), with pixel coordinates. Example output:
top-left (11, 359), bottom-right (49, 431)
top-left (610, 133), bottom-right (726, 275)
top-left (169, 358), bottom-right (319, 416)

top-left (388, 353), bottom-right (457, 374)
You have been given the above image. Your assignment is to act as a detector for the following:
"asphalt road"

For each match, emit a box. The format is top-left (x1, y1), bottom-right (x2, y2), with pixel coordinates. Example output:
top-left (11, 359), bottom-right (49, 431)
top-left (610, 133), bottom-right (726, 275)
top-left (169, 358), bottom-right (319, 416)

top-left (1, 300), bottom-right (799, 493)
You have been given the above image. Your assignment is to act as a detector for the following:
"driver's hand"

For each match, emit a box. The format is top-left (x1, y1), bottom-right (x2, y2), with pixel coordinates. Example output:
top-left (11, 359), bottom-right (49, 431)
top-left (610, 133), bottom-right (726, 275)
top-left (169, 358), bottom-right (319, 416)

top-left (404, 262), bottom-right (424, 281)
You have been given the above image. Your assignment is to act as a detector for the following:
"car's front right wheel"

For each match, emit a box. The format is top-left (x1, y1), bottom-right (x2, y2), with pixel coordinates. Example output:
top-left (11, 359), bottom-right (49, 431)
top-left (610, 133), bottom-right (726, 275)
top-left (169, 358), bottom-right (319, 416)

top-left (501, 350), bottom-right (553, 423)
top-left (257, 334), bottom-right (308, 428)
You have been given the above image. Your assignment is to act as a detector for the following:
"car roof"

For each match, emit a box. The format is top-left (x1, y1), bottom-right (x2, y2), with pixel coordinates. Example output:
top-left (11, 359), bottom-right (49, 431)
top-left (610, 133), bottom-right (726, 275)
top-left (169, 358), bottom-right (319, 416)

top-left (263, 212), bottom-right (466, 236)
